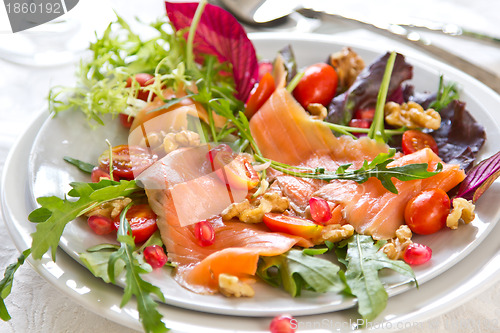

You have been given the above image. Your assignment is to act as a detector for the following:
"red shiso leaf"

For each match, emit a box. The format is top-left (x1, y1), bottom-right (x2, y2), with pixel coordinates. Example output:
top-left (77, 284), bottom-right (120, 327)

top-left (456, 151), bottom-right (500, 203)
top-left (165, 1), bottom-right (258, 102)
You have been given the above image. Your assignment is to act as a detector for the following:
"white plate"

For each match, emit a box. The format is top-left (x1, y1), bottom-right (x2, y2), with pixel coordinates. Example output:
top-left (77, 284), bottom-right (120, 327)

top-left (2, 33), bottom-right (500, 331)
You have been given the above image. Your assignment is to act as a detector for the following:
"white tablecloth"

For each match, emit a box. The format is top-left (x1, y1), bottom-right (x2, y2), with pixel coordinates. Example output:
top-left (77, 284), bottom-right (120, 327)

top-left (1, 1), bottom-right (499, 332)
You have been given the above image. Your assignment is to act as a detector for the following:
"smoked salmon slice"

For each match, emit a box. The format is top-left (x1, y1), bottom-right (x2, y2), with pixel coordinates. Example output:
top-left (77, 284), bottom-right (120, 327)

top-left (249, 88), bottom-right (465, 239)
top-left (139, 146), bottom-right (312, 293)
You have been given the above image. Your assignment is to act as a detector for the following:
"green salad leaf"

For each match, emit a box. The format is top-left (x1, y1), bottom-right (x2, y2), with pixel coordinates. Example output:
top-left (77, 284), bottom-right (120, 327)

top-left (63, 156), bottom-right (95, 174)
top-left (29, 179), bottom-right (142, 261)
top-left (0, 249), bottom-right (31, 321)
top-left (258, 249), bottom-right (344, 297)
top-left (343, 235), bottom-right (416, 322)
top-left (79, 244), bottom-right (124, 283)
top-left (107, 205), bottom-right (168, 333)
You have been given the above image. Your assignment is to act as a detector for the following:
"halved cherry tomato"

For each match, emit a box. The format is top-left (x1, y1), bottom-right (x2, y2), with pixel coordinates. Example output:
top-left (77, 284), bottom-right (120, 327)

top-left (404, 189), bottom-right (451, 235)
top-left (245, 72), bottom-right (275, 118)
top-left (263, 213), bottom-right (323, 239)
top-left (402, 130), bottom-right (439, 155)
top-left (119, 113), bottom-right (135, 129)
top-left (293, 63), bottom-right (338, 108)
top-left (126, 73), bottom-right (155, 101)
top-left (206, 143), bottom-right (233, 166)
top-left (210, 149), bottom-right (259, 190)
top-left (113, 204), bottom-right (158, 243)
top-left (98, 145), bottom-right (158, 180)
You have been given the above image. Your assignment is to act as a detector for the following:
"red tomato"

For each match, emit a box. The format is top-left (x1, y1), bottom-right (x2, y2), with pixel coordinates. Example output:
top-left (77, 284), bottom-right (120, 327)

top-left (293, 63), bottom-right (338, 108)
top-left (87, 215), bottom-right (115, 235)
top-left (245, 72), bottom-right (275, 118)
top-left (263, 213), bottom-right (322, 239)
top-left (126, 73), bottom-right (155, 101)
top-left (143, 245), bottom-right (168, 269)
top-left (119, 113), bottom-right (135, 129)
top-left (404, 189), bottom-right (451, 235)
top-left (402, 130), bottom-right (439, 155)
top-left (98, 145), bottom-right (158, 180)
top-left (114, 204), bottom-right (158, 243)
top-left (210, 149), bottom-right (259, 190)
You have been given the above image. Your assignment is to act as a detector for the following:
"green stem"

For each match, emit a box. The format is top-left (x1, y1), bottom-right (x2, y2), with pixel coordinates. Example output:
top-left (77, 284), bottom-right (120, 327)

top-left (286, 71), bottom-right (305, 93)
top-left (368, 51), bottom-right (396, 143)
top-left (321, 121), bottom-right (406, 136)
top-left (186, 0), bottom-right (207, 71)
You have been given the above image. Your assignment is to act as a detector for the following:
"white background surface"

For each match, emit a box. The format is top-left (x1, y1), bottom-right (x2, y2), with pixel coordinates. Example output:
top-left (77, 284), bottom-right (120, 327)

top-left (1, 0), bottom-right (500, 332)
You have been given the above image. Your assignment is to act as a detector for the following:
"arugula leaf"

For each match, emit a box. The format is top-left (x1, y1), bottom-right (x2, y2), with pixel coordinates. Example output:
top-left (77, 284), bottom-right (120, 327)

top-left (0, 249), bottom-right (31, 321)
top-left (63, 156), bottom-right (95, 174)
top-left (429, 75), bottom-right (459, 112)
top-left (256, 149), bottom-right (441, 194)
top-left (79, 244), bottom-right (124, 283)
top-left (108, 205), bottom-right (168, 333)
top-left (29, 179), bottom-right (142, 261)
top-left (344, 235), bottom-right (415, 322)
top-left (258, 250), bottom-right (344, 297)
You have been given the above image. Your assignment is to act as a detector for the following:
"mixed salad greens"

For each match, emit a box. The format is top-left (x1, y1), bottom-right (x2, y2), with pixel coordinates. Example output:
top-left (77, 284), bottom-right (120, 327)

top-left (2, 1), bottom-right (500, 333)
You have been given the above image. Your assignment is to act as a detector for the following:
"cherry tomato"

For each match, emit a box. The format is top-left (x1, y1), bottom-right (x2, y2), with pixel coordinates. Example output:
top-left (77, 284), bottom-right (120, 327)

top-left (293, 63), bottom-right (338, 108)
top-left (401, 130), bottom-right (439, 155)
top-left (269, 314), bottom-right (297, 333)
top-left (87, 215), bottom-right (115, 235)
top-left (263, 213), bottom-right (322, 239)
top-left (119, 113), bottom-right (135, 129)
top-left (210, 149), bottom-right (260, 190)
top-left (113, 204), bottom-right (158, 243)
top-left (404, 189), bottom-right (451, 235)
top-left (98, 145), bottom-right (158, 180)
top-left (206, 143), bottom-right (233, 166)
top-left (143, 245), bottom-right (168, 269)
top-left (194, 220), bottom-right (215, 247)
top-left (245, 72), bottom-right (275, 118)
top-left (403, 243), bottom-right (432, 265)
top-left (126, 73), bottom-right (155, 101)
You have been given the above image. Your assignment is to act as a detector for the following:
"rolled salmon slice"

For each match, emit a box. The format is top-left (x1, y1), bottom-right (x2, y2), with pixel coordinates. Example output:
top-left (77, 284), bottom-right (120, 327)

top-left (139, 146), bottom-right (312, 293)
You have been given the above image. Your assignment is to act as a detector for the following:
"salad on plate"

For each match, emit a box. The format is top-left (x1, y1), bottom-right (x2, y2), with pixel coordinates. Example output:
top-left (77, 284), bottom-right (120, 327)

top-left (2, 1), bottom-right (500, 332)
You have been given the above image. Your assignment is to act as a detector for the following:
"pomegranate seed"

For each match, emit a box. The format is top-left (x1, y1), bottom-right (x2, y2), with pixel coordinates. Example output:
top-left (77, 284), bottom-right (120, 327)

top-left (87, 215), bottom-right (115, 235)
top-left (194, 220), bottom-right (215, 247)
top-left (403, 243), bottom-right (432, 265)
top-left (349, 118), bottom-right (371, 129)
top-left (309, 197), bottom-right (332, 224)
top-left (269, 314), bottom-right (297, 333)
top-left (143, 245), bottom-right (168, 269)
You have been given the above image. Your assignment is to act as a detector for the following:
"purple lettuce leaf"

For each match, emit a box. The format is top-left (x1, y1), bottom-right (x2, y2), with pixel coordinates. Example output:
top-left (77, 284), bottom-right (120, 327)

top-left (326, 52), bottom-right (413, 125)
top-left (165, 1), bottom-right (258, 102)
top-left (430, 100), bottom-right (486, 171)
top-left (456, 151), bottom-right (500, 203)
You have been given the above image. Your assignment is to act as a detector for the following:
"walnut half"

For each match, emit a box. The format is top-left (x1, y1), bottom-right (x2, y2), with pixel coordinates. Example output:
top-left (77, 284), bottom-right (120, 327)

top-left (85, 197), bottom-right (132, 220)
top-left (380, 225), bottom-right (413, 260)
top-left (219, 274), bottom-right (255, 298)
top-left (313, 224), bottom-right (354, 245)
top-left (221, 192), bottom-right (289, 224)
top-left (447, 198), bottom-right (475, 229)
top-left (385, 101), bottom-right (441, 130)
top-left (329, 47), bottom-right (365, 91)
